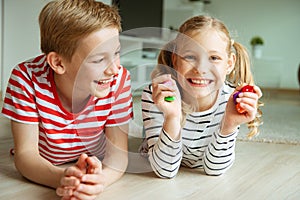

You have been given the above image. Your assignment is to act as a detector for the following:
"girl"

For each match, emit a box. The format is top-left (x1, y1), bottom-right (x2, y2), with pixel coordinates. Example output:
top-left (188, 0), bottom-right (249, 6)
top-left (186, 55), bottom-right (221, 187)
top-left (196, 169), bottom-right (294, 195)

top-left (140, 15), bottom-right (263, 178)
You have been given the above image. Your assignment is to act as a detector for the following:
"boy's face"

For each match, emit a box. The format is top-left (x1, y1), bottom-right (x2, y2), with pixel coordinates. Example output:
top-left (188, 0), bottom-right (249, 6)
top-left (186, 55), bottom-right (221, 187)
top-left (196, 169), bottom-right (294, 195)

top-left (69, 28), bottom-right (120, 99)
top-left (173, 29), bottom-right (234, 101)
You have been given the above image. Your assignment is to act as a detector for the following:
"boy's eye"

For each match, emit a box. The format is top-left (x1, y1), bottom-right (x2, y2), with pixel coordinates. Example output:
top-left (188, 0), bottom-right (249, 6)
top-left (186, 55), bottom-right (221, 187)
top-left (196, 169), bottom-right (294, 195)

top-left (115, 50), bottom-right (121, 56)
top-left (92, 58), bottom-right (104, 64)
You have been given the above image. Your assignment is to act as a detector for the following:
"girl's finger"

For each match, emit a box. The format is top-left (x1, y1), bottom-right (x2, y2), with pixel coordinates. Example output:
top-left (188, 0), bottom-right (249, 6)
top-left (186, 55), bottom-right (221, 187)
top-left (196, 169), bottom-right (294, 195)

top-left (253, 85), bottom-right (263, 98)
top-left (152, 74), bottom-right (172, 84)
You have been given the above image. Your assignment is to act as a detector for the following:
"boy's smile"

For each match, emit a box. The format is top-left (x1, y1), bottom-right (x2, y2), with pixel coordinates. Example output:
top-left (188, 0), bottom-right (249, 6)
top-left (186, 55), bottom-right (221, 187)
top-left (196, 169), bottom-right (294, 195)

top-left (72, 28), bottom-right (120, 99)
top-left (91, 77), bottom-right (114, 98)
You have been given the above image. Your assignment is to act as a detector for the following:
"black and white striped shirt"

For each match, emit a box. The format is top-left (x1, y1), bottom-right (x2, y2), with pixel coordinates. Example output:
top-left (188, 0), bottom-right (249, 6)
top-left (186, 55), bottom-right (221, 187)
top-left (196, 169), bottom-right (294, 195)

top-left (141, 83), bottom-right (238, 178)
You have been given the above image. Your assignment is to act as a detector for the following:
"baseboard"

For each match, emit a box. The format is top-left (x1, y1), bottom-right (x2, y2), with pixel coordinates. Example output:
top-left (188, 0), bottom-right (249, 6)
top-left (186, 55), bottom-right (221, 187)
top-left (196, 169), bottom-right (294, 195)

top-left (260, 87), bottom-right (300, 103)
top-left (261, 88), bottom-right (299, 96)
top-left (261, 87), bottom-right (299, 93)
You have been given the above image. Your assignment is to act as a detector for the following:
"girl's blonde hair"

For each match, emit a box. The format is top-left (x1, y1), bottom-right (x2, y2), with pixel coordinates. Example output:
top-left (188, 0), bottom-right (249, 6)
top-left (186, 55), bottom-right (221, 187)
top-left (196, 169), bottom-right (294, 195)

top-left (39, 0), bottom-right (121, 61)
top-left (152, 15), bottom-right (263, 138)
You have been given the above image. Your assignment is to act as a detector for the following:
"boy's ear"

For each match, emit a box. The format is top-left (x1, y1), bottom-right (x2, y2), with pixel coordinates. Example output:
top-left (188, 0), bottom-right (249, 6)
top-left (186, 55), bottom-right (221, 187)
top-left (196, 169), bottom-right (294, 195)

top-left (227, 53), bottom-right (236, 74)
top-left (46, 52), bottom-right (66, 74)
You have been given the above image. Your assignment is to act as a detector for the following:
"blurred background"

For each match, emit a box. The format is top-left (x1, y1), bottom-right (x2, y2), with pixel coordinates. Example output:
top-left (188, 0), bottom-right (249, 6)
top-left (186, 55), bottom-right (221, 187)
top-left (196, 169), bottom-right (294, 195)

top-left (1, 0), bottom-right (299, 96)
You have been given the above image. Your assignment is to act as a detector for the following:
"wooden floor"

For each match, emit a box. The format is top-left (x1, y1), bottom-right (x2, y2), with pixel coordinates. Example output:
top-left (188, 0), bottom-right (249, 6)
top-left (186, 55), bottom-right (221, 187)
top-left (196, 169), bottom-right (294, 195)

top-left (0, 132), bottom-right (300, 199)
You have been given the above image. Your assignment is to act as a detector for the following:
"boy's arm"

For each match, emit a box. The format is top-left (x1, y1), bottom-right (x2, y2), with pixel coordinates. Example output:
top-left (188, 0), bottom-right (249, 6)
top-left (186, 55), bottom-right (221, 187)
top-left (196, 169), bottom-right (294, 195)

top-left (11, 120), bottom-right (65, 188)
top-left (101, 124), bottom-right (128, 187)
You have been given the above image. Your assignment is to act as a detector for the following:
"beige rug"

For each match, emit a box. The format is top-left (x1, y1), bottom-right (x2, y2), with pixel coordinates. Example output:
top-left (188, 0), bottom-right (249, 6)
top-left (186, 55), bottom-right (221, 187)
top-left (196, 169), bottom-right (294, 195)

top-left (238, 97), bottom-right (300, 145)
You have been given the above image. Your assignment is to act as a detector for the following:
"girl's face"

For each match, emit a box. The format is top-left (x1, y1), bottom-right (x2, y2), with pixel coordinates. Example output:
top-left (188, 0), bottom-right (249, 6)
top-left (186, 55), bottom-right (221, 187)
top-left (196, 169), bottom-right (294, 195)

top-left (70, 28), bottom-right (121, 99)
top-left (173, 29), bottom-right (235, 103)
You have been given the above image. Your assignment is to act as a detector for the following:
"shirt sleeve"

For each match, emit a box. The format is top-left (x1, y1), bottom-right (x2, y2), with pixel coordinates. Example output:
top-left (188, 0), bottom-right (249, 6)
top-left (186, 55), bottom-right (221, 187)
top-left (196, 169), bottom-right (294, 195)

top-left (1, 64), bottom-right (39, 124)
top-left (141, 85), bottom-right (182, 178)
top-left (106, 66), bottom-right (133, 126)
top-left (203, 129), bottom-right (238, 176)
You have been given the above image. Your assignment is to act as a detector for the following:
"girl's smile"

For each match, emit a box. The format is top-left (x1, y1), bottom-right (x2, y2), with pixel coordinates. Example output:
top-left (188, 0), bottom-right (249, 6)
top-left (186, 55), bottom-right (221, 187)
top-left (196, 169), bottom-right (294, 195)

top-left (187, 77), bottom-right (213, 87)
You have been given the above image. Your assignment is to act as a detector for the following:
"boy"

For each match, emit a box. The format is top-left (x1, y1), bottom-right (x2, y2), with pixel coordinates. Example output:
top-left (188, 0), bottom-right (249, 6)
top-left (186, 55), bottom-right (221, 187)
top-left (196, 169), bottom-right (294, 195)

top-left (1, 0), bottom-right (133, 199)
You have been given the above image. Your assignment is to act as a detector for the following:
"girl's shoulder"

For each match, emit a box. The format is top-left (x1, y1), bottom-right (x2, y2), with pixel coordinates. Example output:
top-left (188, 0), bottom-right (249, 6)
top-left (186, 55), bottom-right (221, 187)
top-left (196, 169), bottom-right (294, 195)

top-left (222, 81), bottom-right (236, 95)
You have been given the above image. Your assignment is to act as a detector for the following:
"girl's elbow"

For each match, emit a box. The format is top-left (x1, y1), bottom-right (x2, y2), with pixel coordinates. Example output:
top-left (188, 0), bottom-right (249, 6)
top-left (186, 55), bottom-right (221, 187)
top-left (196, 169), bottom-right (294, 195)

top-left (154, 170), bottom-right (177, 179)
top-left (204, 170), bottom-right (225, 176)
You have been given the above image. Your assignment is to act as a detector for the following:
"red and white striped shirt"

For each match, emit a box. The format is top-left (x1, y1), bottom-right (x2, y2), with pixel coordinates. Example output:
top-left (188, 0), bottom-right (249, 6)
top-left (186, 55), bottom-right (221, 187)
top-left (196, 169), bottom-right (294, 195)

top-left (2, 54), bottom-right (133, 165)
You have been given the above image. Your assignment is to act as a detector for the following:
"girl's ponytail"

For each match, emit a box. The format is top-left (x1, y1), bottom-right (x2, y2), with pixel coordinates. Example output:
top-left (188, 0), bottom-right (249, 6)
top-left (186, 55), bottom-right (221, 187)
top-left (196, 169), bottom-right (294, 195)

top-left (228, 41), bottom-right (253, 86)
top-left (229, 41), bottom-right (263, 138)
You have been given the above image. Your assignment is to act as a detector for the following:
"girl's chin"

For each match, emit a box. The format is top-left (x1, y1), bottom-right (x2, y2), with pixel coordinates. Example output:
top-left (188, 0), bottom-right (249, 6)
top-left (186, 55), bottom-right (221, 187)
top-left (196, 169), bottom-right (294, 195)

top-left (188, 87), bottom-right (216, 99)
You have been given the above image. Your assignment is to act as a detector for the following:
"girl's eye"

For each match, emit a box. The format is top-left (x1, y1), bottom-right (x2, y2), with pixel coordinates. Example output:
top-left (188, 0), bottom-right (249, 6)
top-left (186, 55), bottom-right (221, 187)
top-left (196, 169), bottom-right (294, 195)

top-left (183, 55), bottom-right (197, 62)
top-left (210, 55), bottom-right (221, 61)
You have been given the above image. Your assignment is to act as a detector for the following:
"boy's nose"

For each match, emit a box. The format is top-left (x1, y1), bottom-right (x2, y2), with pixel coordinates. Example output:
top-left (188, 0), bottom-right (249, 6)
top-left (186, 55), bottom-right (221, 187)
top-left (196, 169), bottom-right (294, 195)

top-left (105, 62), bottom-right (119, 75)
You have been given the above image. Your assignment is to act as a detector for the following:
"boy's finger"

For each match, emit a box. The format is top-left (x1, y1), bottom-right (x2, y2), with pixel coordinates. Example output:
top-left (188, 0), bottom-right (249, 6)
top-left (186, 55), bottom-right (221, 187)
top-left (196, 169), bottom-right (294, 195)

top-left (86, 156), bottom-right (102, 174)
top-left (60, 176), bottom-right (80, 187)
top-left (76, 153), bottom-right (88, 170)
top-left (64, 166), bottom-right (83, 178)
top-left (76, 182), bottom-right (105, 195)
top-left (56, 186), bottom-right (73, 197)
top-left (82, 173), bottom-right (106, 185)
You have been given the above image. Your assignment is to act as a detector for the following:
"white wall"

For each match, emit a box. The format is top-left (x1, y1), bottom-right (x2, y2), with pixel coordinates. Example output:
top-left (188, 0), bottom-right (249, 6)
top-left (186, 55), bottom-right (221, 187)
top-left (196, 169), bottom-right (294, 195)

top-left (1, 0), bottom-right (50, 97)
top-left (0, 0), bottom-right (3, 97)
top-left (204, 0), bottom-right (300, 89)
top-left (0, 0), bottom-right (112, 97)
top-left (1, 0), bottom-right (299, 94)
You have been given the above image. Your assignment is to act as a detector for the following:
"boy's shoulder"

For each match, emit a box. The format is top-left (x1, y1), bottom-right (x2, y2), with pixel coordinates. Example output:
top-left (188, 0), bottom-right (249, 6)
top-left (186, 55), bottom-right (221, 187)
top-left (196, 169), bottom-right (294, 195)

top-left (20, 54), bottom-right (47, 65)
top-left (16, 54), bottom-right (48, 73)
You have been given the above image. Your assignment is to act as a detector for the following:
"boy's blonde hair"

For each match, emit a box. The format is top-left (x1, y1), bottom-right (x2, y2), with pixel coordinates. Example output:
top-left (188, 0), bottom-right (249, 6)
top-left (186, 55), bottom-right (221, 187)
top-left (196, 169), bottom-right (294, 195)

top-left (39, 0), bottom-right (121, 61)
top-left (153, 15), bottom-right (263, 138)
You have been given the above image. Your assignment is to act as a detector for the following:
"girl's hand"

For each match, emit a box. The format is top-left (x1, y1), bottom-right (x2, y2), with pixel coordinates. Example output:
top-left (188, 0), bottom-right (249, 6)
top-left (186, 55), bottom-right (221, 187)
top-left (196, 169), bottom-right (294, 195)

top-left (221, 85), bottom-right (262, 135)
top-left (152, 74), bottom-right (181, 120)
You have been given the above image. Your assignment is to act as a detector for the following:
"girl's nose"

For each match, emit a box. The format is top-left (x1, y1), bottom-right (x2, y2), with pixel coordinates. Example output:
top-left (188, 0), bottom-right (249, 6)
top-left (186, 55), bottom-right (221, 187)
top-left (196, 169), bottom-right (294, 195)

top-left (193, 56), bottom-right (212, 74)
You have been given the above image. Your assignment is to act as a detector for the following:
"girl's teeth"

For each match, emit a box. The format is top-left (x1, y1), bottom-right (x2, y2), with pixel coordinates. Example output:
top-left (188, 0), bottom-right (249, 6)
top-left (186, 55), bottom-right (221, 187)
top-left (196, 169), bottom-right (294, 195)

top-left (191, 79), bottom-right (209, 85)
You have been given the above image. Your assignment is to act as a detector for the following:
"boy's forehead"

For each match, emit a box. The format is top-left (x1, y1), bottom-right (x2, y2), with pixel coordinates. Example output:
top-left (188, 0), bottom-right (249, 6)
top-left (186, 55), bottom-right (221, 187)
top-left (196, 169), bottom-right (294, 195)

top-left (79, 28), bottom-right (120, 54)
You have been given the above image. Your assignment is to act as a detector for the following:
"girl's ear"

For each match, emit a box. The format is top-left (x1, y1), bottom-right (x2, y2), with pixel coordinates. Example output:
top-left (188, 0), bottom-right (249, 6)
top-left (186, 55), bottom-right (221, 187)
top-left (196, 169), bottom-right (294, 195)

top-left (171, 53), bottom-right (178, 70)
top-left (226, 53), bottom-right (236, 74)
top-left (46, 52), bottom-right (66, 75)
